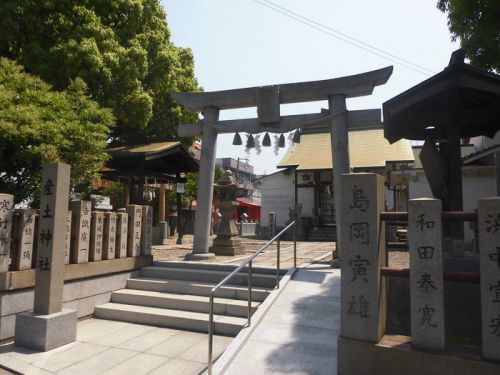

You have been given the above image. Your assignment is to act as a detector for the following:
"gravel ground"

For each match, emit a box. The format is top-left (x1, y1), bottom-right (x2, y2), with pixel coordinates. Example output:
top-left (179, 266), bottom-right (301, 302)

top-left (153, 234), bottom-right (408, 268)
top-left (152, 234), bottom-right (334, 266)
top-left (153, 234), bottom-right (291, 263)
top-left (388, 250), bottom-right (409, 268)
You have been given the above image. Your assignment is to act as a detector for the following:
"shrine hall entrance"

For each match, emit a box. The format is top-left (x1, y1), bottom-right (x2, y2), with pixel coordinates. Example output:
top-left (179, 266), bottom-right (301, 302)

top-left (316, 170), bottom-right (336, 226)
top-left (319, 185), bottom-right (336, 225)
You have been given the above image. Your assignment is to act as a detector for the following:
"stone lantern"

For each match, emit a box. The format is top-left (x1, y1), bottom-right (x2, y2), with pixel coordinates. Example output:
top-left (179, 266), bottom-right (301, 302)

top-left (209, 170), bottom-right (244, 256)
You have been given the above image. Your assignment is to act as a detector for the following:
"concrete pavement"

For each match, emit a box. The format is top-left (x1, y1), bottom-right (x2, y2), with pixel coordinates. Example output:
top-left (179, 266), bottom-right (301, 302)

top-left (222, 266), bottom-right (340, 374)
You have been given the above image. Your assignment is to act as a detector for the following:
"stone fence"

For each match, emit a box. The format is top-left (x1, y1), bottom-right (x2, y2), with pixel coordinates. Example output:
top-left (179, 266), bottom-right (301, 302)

top-left (0, 196), bottom-right (153, 274)
top-left (338, 173), bottom-right (500, 373)
top-left (0, 190), bottom-right (154, 340)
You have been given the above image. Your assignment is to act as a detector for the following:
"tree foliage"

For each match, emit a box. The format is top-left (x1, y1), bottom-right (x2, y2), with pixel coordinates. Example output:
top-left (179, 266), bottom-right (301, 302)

top-left (181, 167), bottom-right (224, 209)
top-left (0, 58), bottom-right (114, 206)
top-left (438, 0), bottom-right (500, 72)
top-left (0, 0), bottom-right (200, 144)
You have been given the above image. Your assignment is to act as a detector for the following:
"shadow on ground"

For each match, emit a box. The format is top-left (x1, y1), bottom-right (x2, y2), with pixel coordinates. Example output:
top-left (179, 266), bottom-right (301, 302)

top-left (261, 267), bottom-right (340, 374)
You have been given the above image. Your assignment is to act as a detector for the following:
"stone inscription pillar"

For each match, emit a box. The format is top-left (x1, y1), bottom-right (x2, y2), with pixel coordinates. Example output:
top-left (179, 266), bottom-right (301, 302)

top-left (115, 212), bottom-right (128, 258)
top-left (15, 163), bottom-right (77, 351)
top-left (103, 212), bottom-right (117, 260)
top-left (13, 208), bottom-right (36, 271)
top-left (0, 194), bottom-right (14, 273)
top-left (191, 106), bottom-right (219, 259)
top-left (141, 205), bottom-right (153, 256)
top-left (70, 200), bottom-right (91, 263)
top-left (33, 163), bottom-right (70, 314)
top-left (478, 198), bottom-right (500, 361)
top-left (340, 173), bottom-right (385, 342)
top-left (127, 205), bottom-right (142, 257)
top-left (329, 95), bottom-right (350, 257)
top-left (64, 211), bottom-right (71, 265)
top-left (408, 198), bottom-right (445, 350)
top-left (89, 211), bottom-right (104, 261)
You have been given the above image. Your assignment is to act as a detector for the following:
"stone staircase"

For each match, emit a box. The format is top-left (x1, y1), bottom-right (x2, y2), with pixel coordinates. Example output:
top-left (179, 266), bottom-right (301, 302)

top-left (94, 261), bottom-right (283, 336)
top-left (307, 225), bottom-right (337, 242)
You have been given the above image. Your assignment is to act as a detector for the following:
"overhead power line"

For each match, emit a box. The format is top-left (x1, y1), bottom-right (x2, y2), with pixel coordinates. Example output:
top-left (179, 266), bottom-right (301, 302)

top-left (253, 0), bottom-right (436, 76)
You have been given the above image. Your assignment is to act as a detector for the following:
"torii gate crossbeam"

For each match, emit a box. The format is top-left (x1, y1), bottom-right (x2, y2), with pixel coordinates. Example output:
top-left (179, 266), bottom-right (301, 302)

top-left (172, 66), bottom-right (393, 259)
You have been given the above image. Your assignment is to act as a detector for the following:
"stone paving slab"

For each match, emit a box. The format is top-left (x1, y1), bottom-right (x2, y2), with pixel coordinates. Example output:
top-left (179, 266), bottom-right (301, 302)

top-left (0, 319), bottom-right (231, 374)
top-left (223, 267), bottom-right (340, 375)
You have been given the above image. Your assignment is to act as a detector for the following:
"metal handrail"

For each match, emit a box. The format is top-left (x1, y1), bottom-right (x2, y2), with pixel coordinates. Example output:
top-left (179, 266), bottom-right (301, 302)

top-left (207, 220), bottom-right (297, 375)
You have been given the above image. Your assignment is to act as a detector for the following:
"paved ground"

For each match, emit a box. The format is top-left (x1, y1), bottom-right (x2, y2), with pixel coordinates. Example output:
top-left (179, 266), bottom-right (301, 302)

top-left (153, 235), bottom-right (336, 268)
top-left (0, 319), bottom-right (232, 375)
top-left (224, 266), bottom-right (340, 374)
top-left (0, 239), bottom-right (337, 375)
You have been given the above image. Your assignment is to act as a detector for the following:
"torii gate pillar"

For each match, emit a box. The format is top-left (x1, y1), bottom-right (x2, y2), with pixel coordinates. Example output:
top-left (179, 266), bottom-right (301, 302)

top-left (329, 94), bottom-right (350, 257)
top-left (188, 107), bottom-right (219, 259)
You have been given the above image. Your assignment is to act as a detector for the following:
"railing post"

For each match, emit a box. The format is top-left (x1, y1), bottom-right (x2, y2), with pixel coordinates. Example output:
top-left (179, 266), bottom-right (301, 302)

top-left (208, 292), bottom-right (215, 375)
top-left (248, 260), bottom-right (253, 326)
top-left (293, 221), bottom-right (297, 268)
top-left (205, 222), bottom-right (295, 374)
top-left (340, 173), bottom-right (385, 343)
top-left (276, 238), bottom-right (280, 289)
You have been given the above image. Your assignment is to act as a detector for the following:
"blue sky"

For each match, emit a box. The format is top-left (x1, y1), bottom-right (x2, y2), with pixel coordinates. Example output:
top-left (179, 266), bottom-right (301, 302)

top-left (161, 0), bottom-right (458, 175)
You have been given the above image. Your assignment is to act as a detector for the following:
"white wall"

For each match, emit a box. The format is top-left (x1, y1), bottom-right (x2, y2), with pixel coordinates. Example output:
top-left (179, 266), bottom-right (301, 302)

top-left (470, 133), bottom-right (500, 151)
top-left (260, 171), bottom-right (294, 227)
top-left (408, 171), bottom-right (433, 199)
top-left (408, 168), bottom-right (496, 240)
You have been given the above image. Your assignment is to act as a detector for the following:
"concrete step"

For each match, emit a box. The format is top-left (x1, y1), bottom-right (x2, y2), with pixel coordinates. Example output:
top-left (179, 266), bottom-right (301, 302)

top-left (111, 289), bottom-right (259, 318)
top-left (94, 302), bottom-right (246, 336)
top-left (154, 260), bottom-right (288, 276)
top-left (126, 277), bottom-right (270, 302)
top-left (141, 266), bottom-right (278, 288)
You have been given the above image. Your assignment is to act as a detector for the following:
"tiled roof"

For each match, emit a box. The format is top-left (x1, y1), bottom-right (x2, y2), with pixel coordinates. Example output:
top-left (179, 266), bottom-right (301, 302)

top-left (106, 142), bottom-right (179, 154)
top-left (278, 129), bottom-right (413, 170)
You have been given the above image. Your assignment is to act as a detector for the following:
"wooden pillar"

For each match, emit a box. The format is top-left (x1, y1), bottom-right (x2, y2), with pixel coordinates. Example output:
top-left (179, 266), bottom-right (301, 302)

top-left (294, 168), bottom-right (298, 206)
top-left (311, 171), bottom-right (319, 229)
top-left (495, 152), bottom-right (500, 196)
top-left (123, 184), bottom-right (130, 207)
top-left (159, 183), bottom-right (166, 222)
top-left (445, 90), bottom-right (464, 239)
top-left (137, 181), bottom-right (144, 205)
top-left (176, 173), bottom-right (185, 245)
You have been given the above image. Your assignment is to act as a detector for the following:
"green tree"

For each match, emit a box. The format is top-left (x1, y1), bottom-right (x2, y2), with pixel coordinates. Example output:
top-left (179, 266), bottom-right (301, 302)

top-left (0, 0), bottom-right (199, 144)
top-left (438, 0), bottom-right (500, 72)
top-left (0, 58), bottom-right (114, 206)
top-left (181, 167), bottom-right (224, 210)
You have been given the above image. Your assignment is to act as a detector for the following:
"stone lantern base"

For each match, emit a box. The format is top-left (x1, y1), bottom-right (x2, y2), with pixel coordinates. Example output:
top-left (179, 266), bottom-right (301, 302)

top-left (210, 236), bottom-right (244, 256)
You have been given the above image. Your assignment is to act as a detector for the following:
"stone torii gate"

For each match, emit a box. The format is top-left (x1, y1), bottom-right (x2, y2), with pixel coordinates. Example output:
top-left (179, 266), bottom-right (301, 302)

top-left (173, 66), bottom-right (393, 259)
